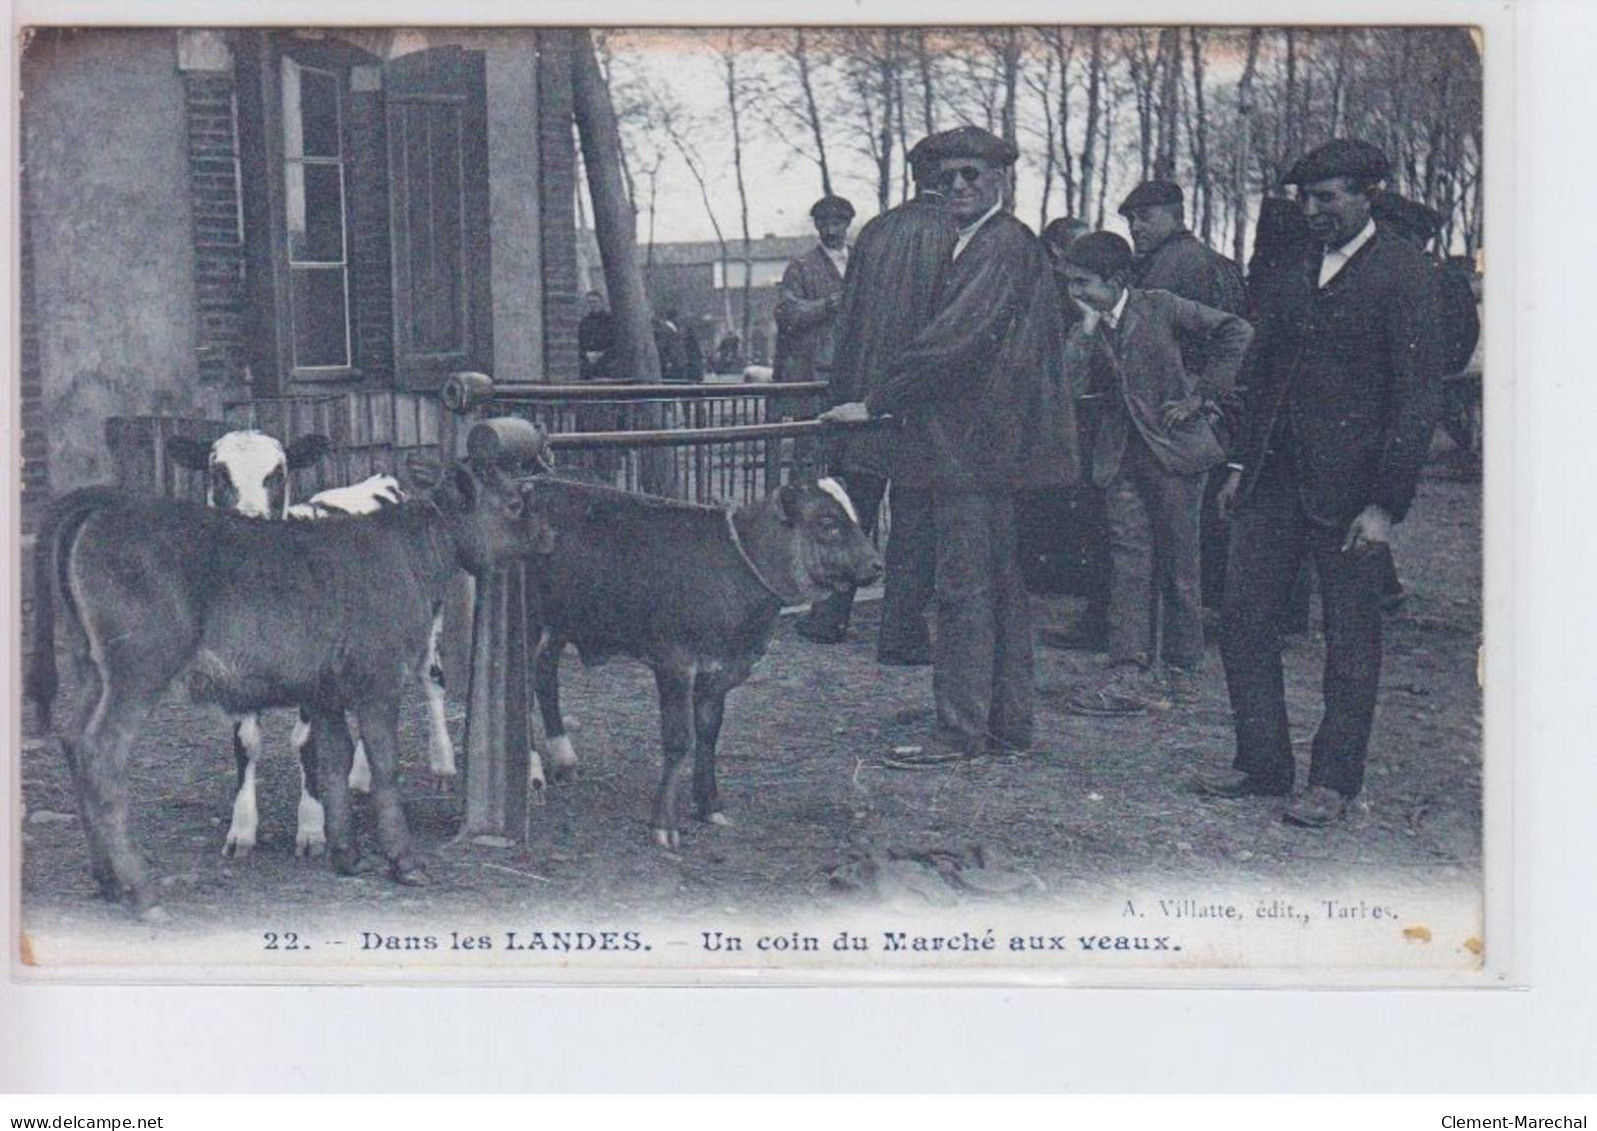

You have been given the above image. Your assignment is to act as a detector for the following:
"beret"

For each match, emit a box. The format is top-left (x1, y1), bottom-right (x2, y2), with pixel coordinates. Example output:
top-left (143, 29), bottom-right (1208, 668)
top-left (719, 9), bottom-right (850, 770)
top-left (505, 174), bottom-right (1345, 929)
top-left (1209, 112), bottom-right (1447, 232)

top-left (1119, 180), bottom-right (1184, 216)
top-left (810, 195), bottom-right (856, 222)
top-left (1062, 231), bottom-right (1134, 280)
top-left (920, 125), bottom-right (1019, 167)
top-left (1370, 190), bottom-right (1442, 242)
top-left (1041, 216), bottom-right (1091, 250)
top-left (1283, 138), bottom-right (1390, 187)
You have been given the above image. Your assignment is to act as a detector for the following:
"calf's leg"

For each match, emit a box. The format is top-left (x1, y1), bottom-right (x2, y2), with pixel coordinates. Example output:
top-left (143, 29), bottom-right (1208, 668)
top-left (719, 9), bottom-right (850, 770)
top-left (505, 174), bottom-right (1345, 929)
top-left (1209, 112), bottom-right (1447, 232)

top-left (353, 698), bottom-right (425, 885)
top-left (290, 708), bottom-right (327, 857)
top-left (309, 706), bottom-right (360, 876)
top-left (223, 713), bottom-right (264, 856)
top-left (650, 664), bottom-right (697, 849)
top-left (532, 634), bottom-right (574, 784)
top-left (691, 682), bottom-right (731, 826)
top-left (422, 604), bottom-right (457, 785)
top-left (76, 683), bottom-right (163, 918)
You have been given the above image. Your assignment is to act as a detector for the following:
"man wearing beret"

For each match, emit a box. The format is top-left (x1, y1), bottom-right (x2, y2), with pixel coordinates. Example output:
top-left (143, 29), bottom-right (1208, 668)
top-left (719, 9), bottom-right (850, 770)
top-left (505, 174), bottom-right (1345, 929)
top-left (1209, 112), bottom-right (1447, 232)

top-left (822, 126), bottom-right (1080, 765)
top-left (798, 143), bottom-right (951, 660)
top-left (1197, 139), bottom-right (1446, 827)
top-left (1120, 180), bottom-right (1251, 635)
top-left (773, 194), bottom-right (855, 384)
top-left (1057, 232), bottom-right (1253, 717)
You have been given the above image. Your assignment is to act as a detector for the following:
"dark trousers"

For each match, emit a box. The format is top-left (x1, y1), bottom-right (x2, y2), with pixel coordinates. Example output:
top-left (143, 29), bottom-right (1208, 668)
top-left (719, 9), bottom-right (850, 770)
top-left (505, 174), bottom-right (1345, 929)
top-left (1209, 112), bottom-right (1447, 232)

top-left (933, 491), bottom-right (1033, 750)
top-left (806, 476), bottom-right (934, 659)
top-left (1219, 455), bottom-right (1386, 798)
top-left (1103, 439), bottom-right (1207, 671)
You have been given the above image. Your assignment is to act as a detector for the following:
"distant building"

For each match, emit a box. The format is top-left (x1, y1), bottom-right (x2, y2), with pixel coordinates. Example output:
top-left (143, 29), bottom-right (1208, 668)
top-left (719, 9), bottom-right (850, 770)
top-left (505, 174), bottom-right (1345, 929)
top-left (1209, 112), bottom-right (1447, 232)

top-left (579, 231), bottom-right (817, 372)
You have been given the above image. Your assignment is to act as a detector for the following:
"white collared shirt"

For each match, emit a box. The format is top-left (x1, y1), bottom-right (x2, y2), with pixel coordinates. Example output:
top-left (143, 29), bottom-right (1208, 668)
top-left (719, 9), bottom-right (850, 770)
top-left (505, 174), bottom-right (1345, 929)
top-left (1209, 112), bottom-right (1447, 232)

top-left (821, 242), bottom-right (849, 278)
top-left (1103, 287), bottom-right (1130, 332)
top-left (1317, 218), bottom-right (1377, 287)
top-left (952, 199), bottom-right (1003, 260)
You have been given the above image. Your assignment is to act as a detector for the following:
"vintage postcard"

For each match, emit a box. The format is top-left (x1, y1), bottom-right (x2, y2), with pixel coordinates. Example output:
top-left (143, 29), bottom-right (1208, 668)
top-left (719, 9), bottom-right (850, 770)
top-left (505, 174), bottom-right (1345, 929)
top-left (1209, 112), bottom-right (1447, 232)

top-left (7, 12), bottom-right (1507, 986)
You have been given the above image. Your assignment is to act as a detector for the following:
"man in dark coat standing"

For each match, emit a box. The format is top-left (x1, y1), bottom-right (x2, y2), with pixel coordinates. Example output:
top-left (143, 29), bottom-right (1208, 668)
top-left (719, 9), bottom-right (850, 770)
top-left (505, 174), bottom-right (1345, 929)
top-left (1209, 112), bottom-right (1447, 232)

top-left (797, 149), bottom-right (951, 661)
top-left (773, 195), bottom-right (854, 384)
top-left (822, 126), bottom-right (1080, 764)
top-left (1121, 179), bottom-right (1251, 623)
top-left (1196, 139), bottom-right (1445, 827)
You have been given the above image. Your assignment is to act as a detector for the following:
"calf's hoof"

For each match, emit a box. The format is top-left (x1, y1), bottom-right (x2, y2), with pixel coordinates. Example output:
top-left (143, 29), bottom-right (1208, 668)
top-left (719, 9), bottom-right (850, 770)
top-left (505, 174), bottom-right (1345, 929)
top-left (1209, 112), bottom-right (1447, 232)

top-left (330, 847), bottom-right (363, 877)
top-left (426, 772), bottom-right (457, 796)
top-left (546, 735), bottom-right (579, 782)
top-left (137, 904), bottom-right (172, 926)
top-left (223, 833), bottom-right (255, 858)
top-left (294, 835), bottom-right (326, 859)
top-left (701, 811), bottom-right (735, 828)
top-left (652, 826), bottom-right (681, 850)
top-left (390, 861), bottom-right (429, 887)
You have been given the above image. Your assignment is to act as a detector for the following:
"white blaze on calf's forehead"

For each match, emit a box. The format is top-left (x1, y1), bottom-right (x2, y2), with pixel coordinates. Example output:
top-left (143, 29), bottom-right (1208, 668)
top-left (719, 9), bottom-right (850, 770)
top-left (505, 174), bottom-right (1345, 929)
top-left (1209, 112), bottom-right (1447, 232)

top-left (815, 477), bottom-right (858, 524)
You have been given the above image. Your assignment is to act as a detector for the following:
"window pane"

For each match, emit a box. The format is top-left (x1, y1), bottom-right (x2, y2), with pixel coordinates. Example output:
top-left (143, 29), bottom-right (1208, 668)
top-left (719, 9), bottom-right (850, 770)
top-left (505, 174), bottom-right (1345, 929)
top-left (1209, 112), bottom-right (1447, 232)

top-left (288, 163), bottom-right (345, 263)
top-left (291, 267), bottom-right (350, 368)
top-left (280, 58), bottom-right (303, 159)
top-left (299, 69), bottom-right (342, 158)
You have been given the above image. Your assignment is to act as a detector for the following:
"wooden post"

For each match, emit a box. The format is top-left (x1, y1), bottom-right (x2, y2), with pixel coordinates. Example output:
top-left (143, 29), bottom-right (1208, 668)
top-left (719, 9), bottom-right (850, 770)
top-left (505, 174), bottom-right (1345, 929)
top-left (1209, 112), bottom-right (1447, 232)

top-left (459, 416), bottom-right (545, 842)
top-left (568, 28), bottom-right (678, 497)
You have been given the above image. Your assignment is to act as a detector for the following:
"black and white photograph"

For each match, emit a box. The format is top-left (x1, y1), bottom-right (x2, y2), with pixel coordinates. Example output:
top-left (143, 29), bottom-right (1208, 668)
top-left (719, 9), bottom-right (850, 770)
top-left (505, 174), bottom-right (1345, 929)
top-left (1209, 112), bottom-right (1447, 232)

top-left (11, 16), bottom-right (1496, 982)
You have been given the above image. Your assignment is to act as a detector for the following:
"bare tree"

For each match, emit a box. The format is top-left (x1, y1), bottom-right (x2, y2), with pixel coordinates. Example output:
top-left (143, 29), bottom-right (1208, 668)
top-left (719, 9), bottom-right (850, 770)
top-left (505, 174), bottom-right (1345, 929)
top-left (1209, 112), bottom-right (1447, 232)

top-left (1232, 27), bottom-right (1263, 265)
top-left (1154, 27), bottom-right (1182, 181)
top-left (1078, 26), bottom-right (1104, 219)
top-left (762, 27), bottom-right (837, 196)
top-left (1186, 27), bottom-right (1214, 243)
top-left (717, 30), bottom-right (758, 351)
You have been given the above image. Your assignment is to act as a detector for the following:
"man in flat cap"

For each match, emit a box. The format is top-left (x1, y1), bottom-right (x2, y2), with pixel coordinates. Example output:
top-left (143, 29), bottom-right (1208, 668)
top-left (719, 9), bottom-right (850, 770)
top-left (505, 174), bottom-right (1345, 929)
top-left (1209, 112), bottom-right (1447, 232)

top-left (1057, 232), bottom-right (1253, 717)
top-left (1118, 180), bottom-right (1251, 640)
top-left (797, 142), bottom-right (950, 660)
top-left (822, 125), bottom-right (1080, 766)
top-left (773, 194), bottom-right (855, 384)
top-left (1197, 139), bottom-right (1445, 827)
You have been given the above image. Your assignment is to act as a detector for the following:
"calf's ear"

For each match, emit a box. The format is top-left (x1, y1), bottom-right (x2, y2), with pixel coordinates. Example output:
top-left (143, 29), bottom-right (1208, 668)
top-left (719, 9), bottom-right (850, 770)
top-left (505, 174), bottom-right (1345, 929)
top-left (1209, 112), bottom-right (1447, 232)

top-left (167, 436), bottom-right (211, 471)
top-left (285, 434), bottom-right (332, 470)
top-left (776, 482), bottom-right (803, 527)
top-left (446, 462), bottom-right (480, 510)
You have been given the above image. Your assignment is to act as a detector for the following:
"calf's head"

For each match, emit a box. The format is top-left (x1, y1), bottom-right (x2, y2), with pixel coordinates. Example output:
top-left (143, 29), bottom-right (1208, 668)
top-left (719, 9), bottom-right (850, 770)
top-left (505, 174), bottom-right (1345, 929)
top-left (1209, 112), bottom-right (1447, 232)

top-left (434, 462), bottom-right (556, 575)
top-left (168, 430), bottom-right (331, 518)
top-left (771, 478), bottom-right (884, 599)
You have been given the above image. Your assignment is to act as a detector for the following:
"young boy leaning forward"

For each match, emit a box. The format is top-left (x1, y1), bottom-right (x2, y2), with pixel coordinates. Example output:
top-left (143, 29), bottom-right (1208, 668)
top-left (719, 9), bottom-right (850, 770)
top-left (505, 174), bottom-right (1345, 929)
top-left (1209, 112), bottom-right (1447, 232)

top-left (1059, 232), bottom-right (1254, 716)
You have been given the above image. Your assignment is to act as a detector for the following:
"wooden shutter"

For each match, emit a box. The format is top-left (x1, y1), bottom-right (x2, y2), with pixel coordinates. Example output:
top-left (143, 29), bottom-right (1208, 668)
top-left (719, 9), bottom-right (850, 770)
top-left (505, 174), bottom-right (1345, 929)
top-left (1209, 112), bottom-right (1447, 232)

top-left (385, 47), bottom-right (493, 392)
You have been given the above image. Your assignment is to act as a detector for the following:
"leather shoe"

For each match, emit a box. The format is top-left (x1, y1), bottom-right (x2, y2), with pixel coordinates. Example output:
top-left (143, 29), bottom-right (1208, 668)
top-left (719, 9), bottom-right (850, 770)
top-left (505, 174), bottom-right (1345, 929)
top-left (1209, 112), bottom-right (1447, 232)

top-left (1283, 785), bottom-right (1348, 827)
top-left (1191, 767), bottom-right (1290, 799)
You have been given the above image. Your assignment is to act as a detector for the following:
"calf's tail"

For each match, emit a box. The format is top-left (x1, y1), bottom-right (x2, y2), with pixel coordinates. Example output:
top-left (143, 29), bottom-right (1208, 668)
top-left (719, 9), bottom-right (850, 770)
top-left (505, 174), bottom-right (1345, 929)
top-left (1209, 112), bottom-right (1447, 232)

top-left (26, 488), bottom-right (123, 730)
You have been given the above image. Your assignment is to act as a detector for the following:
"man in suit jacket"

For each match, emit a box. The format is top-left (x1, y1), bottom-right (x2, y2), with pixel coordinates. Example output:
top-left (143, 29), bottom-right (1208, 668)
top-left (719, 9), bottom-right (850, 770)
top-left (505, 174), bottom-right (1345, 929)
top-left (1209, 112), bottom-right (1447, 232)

top-left (1196, 139), bottom-right (1446, 827)
top-left (1057, 232), bottom-right (1253, 717)
top-left (773, 195), bottom-right (854, 384)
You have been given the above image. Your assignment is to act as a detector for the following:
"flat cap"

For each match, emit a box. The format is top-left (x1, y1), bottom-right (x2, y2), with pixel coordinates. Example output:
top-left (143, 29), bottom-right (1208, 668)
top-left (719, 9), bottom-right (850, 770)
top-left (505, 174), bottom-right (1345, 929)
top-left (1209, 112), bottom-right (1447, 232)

top-left (810, 194), bottom-right (856, 222)
top-left (1370, 190), bottom-right (1442, 243)
top-left (1283, 138), bottom-right (1390, 187)
top-left (1062, 231), bottom-right (1134, 281)
top-left (922, 125), bottom-right (1019, 167)
top-left (1119, 180), bottom-right (1184, 216)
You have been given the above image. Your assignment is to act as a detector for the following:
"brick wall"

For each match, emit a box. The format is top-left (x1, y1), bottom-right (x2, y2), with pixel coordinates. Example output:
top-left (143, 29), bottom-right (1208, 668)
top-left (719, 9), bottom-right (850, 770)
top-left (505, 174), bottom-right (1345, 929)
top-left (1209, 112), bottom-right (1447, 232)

top-left (536, 30), bottom-right (579, 383)
top-left (182, 70), bottom-right (248, 387)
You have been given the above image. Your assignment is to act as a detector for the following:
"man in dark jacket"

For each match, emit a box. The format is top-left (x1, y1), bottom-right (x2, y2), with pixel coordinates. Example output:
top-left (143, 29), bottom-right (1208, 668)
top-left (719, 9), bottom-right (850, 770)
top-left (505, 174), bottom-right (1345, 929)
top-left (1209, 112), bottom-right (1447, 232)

top-left (1120, 179), bottom-right (1251, 624)
top-left (774, 195), bottom-right (854, 384)
top-left (1057, 233), bottom-right (1253, 716)
top-left (822, 126), bottom-right (1080, 765)
top-left (1197, 139), bottom-right (1445, 827)
top-left (797, 152), bottom-right (950, 661)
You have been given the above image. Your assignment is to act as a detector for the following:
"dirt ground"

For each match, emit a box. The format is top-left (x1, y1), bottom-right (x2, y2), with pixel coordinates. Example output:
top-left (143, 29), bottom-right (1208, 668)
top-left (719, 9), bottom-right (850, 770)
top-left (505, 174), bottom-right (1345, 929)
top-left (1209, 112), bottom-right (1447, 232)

top-left (17, 467), bottom-right (1482, 936)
